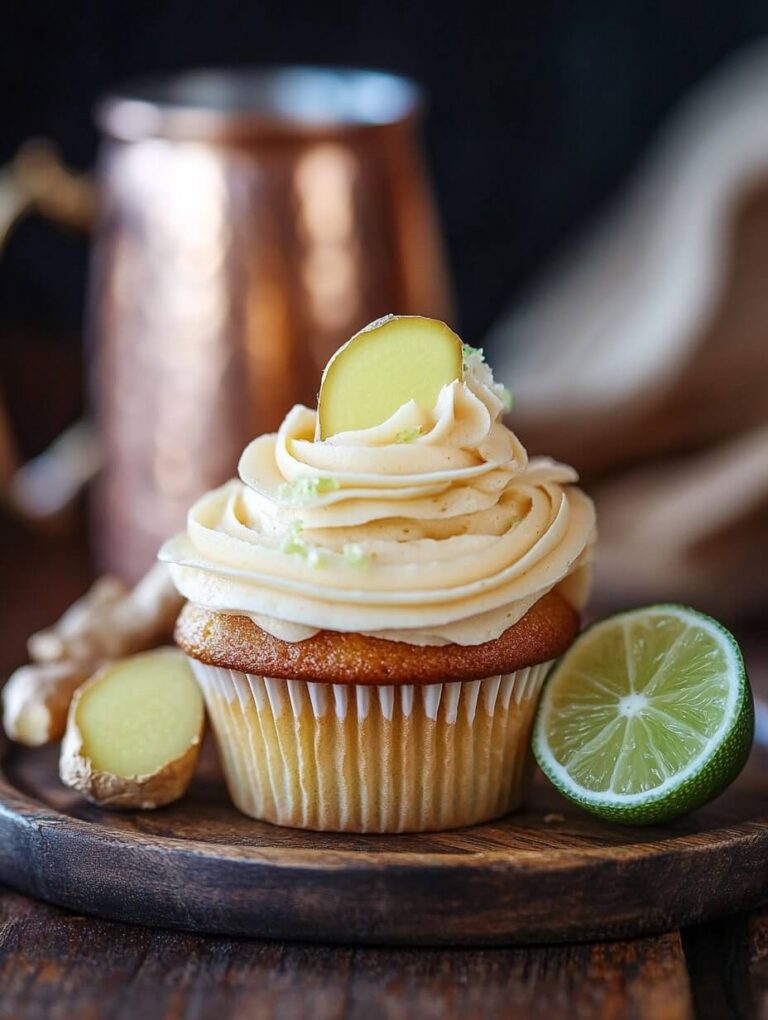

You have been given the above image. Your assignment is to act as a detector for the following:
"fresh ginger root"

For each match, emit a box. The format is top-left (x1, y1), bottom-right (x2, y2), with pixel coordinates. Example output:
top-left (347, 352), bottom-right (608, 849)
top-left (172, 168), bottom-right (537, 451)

top-left (3, 563), bottom-right (185, 746)
top-left (2, 661), bottom-right (90, 747)
top-left (24, 574), bottom-right (128, 663)
top-left (28, 563), bottom-right (182, 664)
top-left (59, 648), bottom-right (204, 809)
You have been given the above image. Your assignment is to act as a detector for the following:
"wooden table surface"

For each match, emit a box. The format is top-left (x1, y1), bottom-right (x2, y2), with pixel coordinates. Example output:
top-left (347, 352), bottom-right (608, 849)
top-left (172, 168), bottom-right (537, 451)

top-left (2, 519), bottom-right (768, 1019)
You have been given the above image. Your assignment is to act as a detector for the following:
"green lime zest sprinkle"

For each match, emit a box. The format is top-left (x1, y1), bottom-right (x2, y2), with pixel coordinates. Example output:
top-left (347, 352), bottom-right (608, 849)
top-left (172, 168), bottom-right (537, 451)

top-left (508, 515), bottom-right (521, 530)
top-left (463, 342), bottom-right (512, 410)
top-left (343, 543), bottom-right (371, 568)
top-left (462, 343), bottom-right (485, 363)
top-left (280, 520), bottom-right (305, 556)
top-left (395, 425), bottom-right (422, 444)
top-left (279, 520), bottom-right (324, 566)
top-left (278, 476), bottom-right (340, 505)
top-left (306, 546), bottom-right (325, 568)
top-left (499, 386), bottom-right (513, 411)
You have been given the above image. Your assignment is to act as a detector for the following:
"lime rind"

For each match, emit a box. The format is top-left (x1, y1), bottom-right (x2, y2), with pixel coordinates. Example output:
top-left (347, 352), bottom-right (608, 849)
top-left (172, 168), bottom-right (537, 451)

top-left (532, 604), bottom-right (754, 825)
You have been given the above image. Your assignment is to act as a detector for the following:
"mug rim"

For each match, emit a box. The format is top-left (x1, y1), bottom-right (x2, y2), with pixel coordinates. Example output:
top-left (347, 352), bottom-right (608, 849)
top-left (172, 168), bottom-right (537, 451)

top-left (96, 65), bottom-right (423, 142)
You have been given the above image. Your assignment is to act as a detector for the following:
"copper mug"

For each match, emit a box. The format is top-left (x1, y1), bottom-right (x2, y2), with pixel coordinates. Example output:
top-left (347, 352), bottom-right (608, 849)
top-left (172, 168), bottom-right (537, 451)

top-left (0, 68), bottom-right (451, 580)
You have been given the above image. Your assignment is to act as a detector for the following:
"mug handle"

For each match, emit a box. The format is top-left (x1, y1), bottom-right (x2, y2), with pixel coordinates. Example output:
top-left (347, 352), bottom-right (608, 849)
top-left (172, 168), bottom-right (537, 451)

top-left (0, 139), bottom-right (96, 252)
top-left (0, 140), bottom-right (99, 527)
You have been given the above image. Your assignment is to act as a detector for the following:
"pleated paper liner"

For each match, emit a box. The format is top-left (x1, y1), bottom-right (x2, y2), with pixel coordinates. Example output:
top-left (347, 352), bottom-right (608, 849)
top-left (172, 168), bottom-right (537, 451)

top-left (188, 660), bottom-right (551, 833)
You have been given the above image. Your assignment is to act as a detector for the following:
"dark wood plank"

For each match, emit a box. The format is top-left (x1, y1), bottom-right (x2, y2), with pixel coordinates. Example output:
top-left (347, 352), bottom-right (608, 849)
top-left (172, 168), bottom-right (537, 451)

top-left (723, 906), bottom-right (768, 1020)
top-left (1, 732), bottom-right (768, 946)
top-left (682, 914), bottom-right (752, 1019)
top-left (0, 885), bottom-right (693, 1020)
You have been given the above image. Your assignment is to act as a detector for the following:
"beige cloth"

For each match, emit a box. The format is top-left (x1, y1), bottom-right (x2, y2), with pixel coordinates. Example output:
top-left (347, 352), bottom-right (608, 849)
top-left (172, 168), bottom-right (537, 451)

top-left (490, 40), bottom-right (768, 613)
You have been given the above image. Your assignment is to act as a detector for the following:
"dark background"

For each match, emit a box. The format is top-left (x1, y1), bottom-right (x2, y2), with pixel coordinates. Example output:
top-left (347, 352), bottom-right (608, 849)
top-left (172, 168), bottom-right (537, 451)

top-left (2, 0), bottom-right (768, 341)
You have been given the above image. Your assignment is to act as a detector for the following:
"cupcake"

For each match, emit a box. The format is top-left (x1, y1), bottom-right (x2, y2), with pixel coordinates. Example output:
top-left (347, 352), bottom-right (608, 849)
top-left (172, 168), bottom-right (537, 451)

top-left (161, 315), bottom-right (595, 832)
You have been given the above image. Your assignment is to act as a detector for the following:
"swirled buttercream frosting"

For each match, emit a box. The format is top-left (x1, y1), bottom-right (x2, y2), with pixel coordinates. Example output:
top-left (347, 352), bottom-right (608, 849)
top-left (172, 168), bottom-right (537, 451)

top-left (160, 351), bottom-right (596, 645)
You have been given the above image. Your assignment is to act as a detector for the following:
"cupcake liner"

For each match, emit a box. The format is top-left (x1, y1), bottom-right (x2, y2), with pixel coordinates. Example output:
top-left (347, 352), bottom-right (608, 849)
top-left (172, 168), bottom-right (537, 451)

top-left (188, 659), bottom-right (552, 833)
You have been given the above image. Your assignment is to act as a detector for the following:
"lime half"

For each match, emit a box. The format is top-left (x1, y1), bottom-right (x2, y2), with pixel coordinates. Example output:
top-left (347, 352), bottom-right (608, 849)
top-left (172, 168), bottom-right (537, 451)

top-left (533, 605), bottom-right (754, 825)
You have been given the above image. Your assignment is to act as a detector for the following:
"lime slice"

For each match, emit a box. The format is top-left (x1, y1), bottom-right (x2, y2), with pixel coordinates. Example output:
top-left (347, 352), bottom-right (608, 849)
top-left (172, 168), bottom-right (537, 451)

top-left (533, 605), bottom-right (754, 824)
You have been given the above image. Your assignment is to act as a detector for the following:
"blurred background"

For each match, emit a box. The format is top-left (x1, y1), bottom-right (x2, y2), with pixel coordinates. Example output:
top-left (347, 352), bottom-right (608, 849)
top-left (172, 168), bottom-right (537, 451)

top-left (2, 0), bottom-right (768, 658)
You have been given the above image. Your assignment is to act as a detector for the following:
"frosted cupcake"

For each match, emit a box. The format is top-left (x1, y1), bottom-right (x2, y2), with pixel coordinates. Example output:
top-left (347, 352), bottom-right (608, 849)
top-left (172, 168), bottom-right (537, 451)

top-left (161, 316), bottom-right (596, 832)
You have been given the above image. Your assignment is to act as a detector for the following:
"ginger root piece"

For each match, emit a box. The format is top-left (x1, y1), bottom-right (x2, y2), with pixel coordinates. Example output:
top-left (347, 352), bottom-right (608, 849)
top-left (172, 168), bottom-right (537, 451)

top-left (28, 563), bottom-right (182, 664)
top-left (2, 661), bottom-right (89, 747)
top-left (59, 648), bottom-right (204, 810)
top-left (26, 574), bottom-right (128, 662)
top-left (3, 563), bottom-right (185, 747)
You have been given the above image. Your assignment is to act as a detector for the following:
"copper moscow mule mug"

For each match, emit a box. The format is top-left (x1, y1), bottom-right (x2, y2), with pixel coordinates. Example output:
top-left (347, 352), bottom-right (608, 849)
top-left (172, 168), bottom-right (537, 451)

top-left (87, 67), bottom-right (452, 580)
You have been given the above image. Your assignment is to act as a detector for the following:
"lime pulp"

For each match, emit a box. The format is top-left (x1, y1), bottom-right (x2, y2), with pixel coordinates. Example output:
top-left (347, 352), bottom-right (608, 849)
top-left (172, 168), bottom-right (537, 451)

top-left (532, 604), bottom-right (754, 825)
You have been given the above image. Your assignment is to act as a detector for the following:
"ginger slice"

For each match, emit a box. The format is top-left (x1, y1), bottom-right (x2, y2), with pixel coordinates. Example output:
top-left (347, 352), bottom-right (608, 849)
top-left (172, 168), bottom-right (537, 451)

top-left (317, 315), bottom-right (463, 438)
top-left (59, 648), bottom-right (204, 810)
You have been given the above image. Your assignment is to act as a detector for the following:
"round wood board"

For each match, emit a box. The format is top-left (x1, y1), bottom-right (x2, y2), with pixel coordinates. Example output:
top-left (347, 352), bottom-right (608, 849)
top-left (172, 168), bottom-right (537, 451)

top-left (1, 736), bottom-right (767, 946)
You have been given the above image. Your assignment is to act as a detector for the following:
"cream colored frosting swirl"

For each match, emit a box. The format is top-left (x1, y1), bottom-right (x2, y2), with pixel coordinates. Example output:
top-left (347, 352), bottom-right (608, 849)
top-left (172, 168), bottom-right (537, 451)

top-left (160, 354), bottom-right (596, 645)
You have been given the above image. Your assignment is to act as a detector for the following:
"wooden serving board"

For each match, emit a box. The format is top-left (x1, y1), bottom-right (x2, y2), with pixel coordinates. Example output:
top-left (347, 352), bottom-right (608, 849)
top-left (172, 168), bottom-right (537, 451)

top-left (1, 736), bottom-right (767, 946)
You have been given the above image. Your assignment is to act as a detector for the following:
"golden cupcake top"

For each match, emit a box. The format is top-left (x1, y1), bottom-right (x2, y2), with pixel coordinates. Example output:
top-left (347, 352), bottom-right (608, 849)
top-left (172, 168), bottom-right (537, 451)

top-left (160, 315), bottom-right (596, 646)
top-left (175, 590), bottom-right (580, 685)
